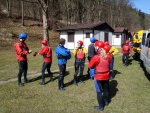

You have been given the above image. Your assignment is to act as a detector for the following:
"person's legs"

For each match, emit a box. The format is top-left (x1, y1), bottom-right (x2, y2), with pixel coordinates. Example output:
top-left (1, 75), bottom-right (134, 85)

top-left (23, 61), bottom-right (29, 83)
top-left (46, 62), bottom-right (53, 81)
top-left (40, 62), bottom-right (47, 85)
top-left (74, 62), bottom-right (79, 85)
top-left (102, 80), bottom-right (110, 105)
top-left (58, 64), bottom-right (65, 90)
top-left (122, 54), bottom-right (125, 64)
top-left (125, 54), bottom-right (129, 66)
top-left (79, 62), bottom-right (84, 83)
top-left (94, 79), bottom-right (104, 111)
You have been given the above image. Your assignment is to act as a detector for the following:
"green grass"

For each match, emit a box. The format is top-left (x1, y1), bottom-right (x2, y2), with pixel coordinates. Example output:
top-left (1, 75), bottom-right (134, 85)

top-left (0, 55), bottom-right (150, 113)
top-left (0, 18), bottom-right (150, 113)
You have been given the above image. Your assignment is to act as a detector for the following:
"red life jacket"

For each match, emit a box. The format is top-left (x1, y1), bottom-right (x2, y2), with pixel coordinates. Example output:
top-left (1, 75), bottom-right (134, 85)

top-left (46, 47), bottom-right (52, 58)
top-left (76, 48), bottom-right (85, 60)
top-left (95, 56), bottom-right (109, 73)
top-left (123, 45), bottom-right (129, 53)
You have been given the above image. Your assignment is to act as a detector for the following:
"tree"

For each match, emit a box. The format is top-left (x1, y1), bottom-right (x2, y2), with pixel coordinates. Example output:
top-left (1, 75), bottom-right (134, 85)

top-left (37, 0), bottom-right (49, 41)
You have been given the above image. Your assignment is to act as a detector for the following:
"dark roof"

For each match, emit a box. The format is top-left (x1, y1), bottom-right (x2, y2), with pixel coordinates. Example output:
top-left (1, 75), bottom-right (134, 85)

top-left (57, 21), bottom-right (114, 31)
top-left (114, 27), bottom-right (128, 32)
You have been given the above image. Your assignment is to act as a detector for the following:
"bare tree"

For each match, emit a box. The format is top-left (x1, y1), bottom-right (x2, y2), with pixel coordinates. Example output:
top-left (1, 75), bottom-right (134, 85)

top-left (37, 0), bottom-right (49, 41)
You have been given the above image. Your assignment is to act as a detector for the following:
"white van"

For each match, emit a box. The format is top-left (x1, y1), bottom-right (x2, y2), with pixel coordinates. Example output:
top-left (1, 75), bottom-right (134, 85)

top-left (140, 29), bottom-right (150, 74)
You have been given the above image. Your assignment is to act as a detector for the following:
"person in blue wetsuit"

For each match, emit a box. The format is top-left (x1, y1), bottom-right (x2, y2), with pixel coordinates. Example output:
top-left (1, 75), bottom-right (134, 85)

top-left (55, 38), bottom-right (71, 91)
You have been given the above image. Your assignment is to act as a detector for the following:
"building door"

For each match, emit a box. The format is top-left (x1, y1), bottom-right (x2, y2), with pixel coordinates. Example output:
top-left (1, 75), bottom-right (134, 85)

top-left (104, 32), bottom-right (108, 41)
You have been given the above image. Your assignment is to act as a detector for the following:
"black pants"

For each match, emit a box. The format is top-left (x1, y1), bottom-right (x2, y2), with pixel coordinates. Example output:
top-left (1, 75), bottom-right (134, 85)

top-left (94, 79), bottom-right (109, 107)
top-left (87, 57), bottom-right (92, 77)
top-left (18, 61), bottom-right (28, 83)
top-left (41, 62), bottom-right (52, 83)
top-left (74, 61), bottom-right (84, 82)
top-left (58, 64), bottom-right (66, 88)
top-left (122, 53), bottom-right (129, 66)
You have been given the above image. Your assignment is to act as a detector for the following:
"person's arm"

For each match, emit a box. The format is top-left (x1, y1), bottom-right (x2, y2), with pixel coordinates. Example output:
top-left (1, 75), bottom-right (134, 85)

top-left (83, 48), bottom-right (88, 54)
top-left (72, 49), bottom-right (77, 56)
top-left (39, 47), bottom-right (46, 55)
top-left (129, 46), bottom-right (132, 54)
top-left (110, 47), bottom-right (118, 56)
top-left (16, 43), bottom-right (28, 55)
top-left (88, 55), bottom-right (100, 68)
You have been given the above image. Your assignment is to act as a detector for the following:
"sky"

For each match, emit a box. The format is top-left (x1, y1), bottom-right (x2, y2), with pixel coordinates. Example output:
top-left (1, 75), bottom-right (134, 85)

top-left (132, 0), bottom-right (150, 14)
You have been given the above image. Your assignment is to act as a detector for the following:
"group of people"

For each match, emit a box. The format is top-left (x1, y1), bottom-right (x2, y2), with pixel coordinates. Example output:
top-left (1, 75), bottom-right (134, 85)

top-left (14, 32), bottom-right (132, 111)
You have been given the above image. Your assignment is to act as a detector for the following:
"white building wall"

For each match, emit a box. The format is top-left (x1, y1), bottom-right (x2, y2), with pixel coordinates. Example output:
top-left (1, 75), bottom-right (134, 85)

top-left (112, 34), bottom-right (121, 46)
top-left (100, 32), bottom-right (104, 41)
top-left (94, 30), bottom-right (100, 40)
top-left (84, 30), bottom-right (93, 49)
top-left (109, 32), bottom-right (112, 45)
top-left (74, 31), bottom-right (84, 49)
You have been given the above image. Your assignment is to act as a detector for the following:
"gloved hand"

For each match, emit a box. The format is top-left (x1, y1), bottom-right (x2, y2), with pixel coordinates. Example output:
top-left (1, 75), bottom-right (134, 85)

top-left (33, 52), bottom-right (38, 57)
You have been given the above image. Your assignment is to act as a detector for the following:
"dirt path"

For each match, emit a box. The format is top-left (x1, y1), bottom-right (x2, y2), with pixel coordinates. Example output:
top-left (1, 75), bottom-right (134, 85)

top-left (0, 54), bottom-right (122, 85)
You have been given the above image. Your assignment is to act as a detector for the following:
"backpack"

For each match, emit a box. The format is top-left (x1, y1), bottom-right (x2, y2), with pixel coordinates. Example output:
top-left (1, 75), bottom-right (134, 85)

top-left (76, 48), bottom-right (85, 60)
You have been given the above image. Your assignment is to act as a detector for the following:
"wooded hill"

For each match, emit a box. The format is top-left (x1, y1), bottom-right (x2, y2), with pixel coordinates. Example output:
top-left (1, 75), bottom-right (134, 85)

top-left (0, 0), bottom-right (150, 32)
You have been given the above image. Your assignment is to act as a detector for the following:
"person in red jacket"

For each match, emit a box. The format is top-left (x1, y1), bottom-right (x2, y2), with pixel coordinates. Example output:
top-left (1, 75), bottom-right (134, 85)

top-left (88, 46), bottom-right (111, 111)
top-left (14, 33), bottom-right (32, 86)
top-left (122, 40), bottom-right (132, 66)
top-left (34, 40), bottom-right (53, 85)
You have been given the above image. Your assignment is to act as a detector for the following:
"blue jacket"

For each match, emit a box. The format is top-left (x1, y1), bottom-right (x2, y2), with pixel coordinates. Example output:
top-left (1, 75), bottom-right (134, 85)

top-left (55, 45), bottom-right (71, 65)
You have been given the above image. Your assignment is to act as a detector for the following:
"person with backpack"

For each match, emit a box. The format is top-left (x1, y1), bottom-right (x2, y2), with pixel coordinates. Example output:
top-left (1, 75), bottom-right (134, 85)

top-left (72, 40), bottom-right (88, 85)
top-left (88, 46), bottom-right (112, 111)
top-left (122, 40), bottom-right (132, 66)
top-left (33, 40), bottom-right (53, 85)
top-left (14, 33), bottom-right (32, 86)
top-left (87, 37), bottom-right (96, 77)
top-left (55, 38), bottom-right (71, 91)
top-left (104, 41), bottom-right (118, 80)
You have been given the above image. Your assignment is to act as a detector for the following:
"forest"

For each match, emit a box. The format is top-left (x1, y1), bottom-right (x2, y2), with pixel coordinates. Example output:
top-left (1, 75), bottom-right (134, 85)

top-left (0, 0), bottom-right (150, 32)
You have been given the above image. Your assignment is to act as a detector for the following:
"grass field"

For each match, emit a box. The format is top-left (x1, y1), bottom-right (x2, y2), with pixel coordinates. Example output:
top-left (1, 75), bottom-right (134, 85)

top-left (0, 54), bottom-right (150, 113)
top-left (0, 18), bottom-right (150, 113)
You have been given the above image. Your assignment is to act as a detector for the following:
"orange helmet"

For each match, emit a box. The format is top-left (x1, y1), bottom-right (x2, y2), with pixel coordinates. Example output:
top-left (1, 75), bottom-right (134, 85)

top-left (103, 45), bottom-right (110, 53)
top-left (41, 40), bottom-right (48, 45)
top-left (125, 40), bottom-right (129, 44)
top-left (96, 41), bottom-right (104, 48)
top-left (77, 40), bottom-right (83, 45)
top-left (104, 41), bottom-right (109, 45)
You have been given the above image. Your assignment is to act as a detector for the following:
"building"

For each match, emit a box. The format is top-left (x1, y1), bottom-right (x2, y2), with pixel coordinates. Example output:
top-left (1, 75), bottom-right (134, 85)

top-left (112, 27), bottom-right (129, 46)
top-left (57, 21), bottom-right (114, 49)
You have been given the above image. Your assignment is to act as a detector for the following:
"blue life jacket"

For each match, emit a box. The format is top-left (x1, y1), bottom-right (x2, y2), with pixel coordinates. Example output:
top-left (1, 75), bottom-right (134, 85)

top-left (55, 45), bottom-right (71, 65)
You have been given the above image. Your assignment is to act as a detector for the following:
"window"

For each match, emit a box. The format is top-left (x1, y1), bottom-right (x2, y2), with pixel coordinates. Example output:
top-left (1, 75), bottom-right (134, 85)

top-left (86, 33), bottom-right (90, 38)
top-left (68, 32), bottom-right (74, 42)
top-left (104, 32), bottom-right (108, 41)
top-left (116, 34), bottom-right (120, 38)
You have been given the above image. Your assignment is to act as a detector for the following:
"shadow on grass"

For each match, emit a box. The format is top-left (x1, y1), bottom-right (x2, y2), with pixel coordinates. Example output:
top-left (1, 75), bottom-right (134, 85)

top-left (109, 80), bottom-right (119, 99)
top-left (110, 70), bottom-right (121, 80)
top-left (28, 71), bottom-right (70, 84)
top-left (139, 61), bottom-right (150, 81)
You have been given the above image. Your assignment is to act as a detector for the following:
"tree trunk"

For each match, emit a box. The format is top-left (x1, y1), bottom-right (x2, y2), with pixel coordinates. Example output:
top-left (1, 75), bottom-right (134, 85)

top-left (7, 0), bottom-right (11, 17)
top-left (43, 10), bottom-right (49, 41)
top-left (21, 0), bottom-right (24, 26)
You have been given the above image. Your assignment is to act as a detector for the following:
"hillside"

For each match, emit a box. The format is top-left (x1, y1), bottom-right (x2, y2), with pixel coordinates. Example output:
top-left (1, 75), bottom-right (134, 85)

top-left (0, 16), bottom-right (59, 50)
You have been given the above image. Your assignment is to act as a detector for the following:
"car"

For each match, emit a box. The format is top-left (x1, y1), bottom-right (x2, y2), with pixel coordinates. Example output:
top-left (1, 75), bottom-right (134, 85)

top-left (140, 29), bottom-right (150, 74)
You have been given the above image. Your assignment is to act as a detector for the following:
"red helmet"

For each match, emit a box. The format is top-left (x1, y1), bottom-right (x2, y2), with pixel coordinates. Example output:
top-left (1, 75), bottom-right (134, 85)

top-left (125, 40), bottom-right (129, 44)
top-left (103, 45), bottom-right (110, 53)
top-left (104, 41), bottom-right (109, 45)
top-left (41, 40), bottom-right (48, 45)
top-left (77, 40), bottom-right (83, 45)
top-left (96, 41), bottom-right (104, 48)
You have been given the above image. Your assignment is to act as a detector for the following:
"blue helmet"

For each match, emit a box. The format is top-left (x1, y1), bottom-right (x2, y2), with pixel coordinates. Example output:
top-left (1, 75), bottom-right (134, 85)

top-left (90, 37), bottom-right (96, 43)
top-left (19, 33), bottom-right (27, 39)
